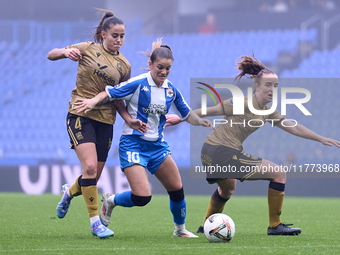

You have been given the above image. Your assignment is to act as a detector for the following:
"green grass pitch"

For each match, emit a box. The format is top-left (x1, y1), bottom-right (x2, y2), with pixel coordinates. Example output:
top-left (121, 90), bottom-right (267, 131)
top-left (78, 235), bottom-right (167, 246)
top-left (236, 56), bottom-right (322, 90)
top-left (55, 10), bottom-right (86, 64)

top-left (1, 193), bottom-right (339, 255)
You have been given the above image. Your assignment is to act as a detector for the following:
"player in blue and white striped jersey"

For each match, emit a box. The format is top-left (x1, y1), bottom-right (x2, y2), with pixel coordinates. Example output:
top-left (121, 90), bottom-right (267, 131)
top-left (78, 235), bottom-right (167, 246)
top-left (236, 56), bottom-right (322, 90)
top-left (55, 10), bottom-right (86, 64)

top-left (75, 38), bottom-right (213, 238)
top-left (105, 70), bottom-right (190, 142)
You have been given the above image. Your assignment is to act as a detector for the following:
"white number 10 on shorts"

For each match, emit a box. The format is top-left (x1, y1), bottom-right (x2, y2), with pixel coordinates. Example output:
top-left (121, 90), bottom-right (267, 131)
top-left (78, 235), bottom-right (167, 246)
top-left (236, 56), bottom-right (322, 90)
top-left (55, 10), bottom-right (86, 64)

top-left (126, 151), bottom-right (140, 163)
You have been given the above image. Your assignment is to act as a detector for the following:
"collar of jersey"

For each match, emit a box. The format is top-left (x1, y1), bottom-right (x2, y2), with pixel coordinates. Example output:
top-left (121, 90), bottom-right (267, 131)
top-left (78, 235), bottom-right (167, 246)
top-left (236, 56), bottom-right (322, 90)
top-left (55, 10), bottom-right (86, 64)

top-left (146, 71), bottom-right (169, 88)
top-left (252, 94), bottom-right (266, 110)
top-left (101, 44), bottom-right (120, 56)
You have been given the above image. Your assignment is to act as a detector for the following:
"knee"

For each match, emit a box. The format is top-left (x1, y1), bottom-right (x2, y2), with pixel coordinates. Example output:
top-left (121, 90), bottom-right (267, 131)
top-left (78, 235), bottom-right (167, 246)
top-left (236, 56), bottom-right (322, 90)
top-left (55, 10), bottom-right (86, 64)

top-left (83, 162), bottom-right (97, 177)
top-left (167, 187), bottom-right (185, 202)
top-left (272, 167), bottom-right (286, 182)
top-left (131, 193), bottom-right (152, 207)
top-left (219, 185), bottom-right (235, 198)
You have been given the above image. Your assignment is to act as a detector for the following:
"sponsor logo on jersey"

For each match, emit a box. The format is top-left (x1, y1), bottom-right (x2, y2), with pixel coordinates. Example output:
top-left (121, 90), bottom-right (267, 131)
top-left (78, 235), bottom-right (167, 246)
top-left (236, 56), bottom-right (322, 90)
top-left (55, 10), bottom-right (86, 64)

top-left (143, 103), bottom-right (167, 115)
top-left (166, 87), bottom-right (174, 97)
top-left (141, 86), bottom-right (150, 92)
top-left (93, 69), bottom-right (116, 85)
top-left (97, 63), bottom-right (108, 70)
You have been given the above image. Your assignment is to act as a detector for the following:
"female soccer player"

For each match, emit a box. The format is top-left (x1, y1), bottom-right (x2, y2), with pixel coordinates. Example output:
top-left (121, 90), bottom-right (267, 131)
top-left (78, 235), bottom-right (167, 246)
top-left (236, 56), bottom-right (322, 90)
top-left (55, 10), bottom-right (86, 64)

top-left (47, 10), bottom-right (146, 238)
top-left (74, 38), bottom-right (213, 238)
top-left (166, 55), bottom-right (340, 236)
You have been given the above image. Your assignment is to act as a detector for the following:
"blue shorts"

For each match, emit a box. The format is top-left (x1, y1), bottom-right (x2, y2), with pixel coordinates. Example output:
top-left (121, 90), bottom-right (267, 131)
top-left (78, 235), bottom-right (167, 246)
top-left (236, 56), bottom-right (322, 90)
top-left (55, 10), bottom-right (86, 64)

top-left (119, 135), bottom-right (171, 174)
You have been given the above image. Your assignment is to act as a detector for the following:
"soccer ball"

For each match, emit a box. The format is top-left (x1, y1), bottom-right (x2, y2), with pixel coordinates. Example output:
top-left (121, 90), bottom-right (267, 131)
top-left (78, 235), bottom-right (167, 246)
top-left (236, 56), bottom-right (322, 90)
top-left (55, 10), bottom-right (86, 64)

top-left (204, 213), bottom-right (235, 243)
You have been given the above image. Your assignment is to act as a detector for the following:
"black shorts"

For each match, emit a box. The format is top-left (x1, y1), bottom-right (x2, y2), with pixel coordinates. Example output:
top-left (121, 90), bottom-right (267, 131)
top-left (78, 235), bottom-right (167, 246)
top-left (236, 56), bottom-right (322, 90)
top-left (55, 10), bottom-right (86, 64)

top-left (66, 113), bottom-right (113, 162)
top-left (201, 143), bottom-right (262, 183)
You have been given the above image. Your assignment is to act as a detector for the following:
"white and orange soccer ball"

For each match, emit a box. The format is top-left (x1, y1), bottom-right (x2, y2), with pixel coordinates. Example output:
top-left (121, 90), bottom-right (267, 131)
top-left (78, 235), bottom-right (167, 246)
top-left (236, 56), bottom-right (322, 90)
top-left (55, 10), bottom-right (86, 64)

top-left (204, 213), bottom-right (235, 243)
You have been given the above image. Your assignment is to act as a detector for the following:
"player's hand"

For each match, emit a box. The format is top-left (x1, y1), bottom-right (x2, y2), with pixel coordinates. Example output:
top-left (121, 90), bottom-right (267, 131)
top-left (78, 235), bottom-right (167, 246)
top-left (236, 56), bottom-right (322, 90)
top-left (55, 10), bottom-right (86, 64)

top-left (64, 49), bottom-right (82, 61)
top-left (199, 119), bottom-right (215, 130)
top-left (74, 98), bottom-right (97, 113)
top-left (129, 119), bottom-right (148, 134)
top-left (165, 114), bottom-right (182, 127)
top-left (320, 137), bottom-right (340, 148)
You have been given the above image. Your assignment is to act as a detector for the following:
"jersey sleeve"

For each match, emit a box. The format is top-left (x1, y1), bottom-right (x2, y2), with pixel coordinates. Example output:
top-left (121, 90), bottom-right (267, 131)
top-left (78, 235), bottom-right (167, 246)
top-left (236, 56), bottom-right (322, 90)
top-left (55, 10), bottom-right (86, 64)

top-left (267, 110), bottom-right (285, 126)
top-left (222, 98), bottom-right (235, 116)
top-left (171, 86), bottom-right (191, 120)
top-left (105, 78), bottom-right (141, 101)
top-left (120, 68), bottom-right (131, 83)
top-left (65, 42), bottom-right (92, 55)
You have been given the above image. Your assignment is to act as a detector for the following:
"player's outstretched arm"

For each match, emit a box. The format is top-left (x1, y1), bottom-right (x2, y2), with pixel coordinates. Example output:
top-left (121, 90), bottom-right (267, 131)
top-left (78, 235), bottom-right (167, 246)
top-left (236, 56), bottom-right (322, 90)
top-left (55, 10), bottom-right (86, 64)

top-left (165, 103), bottom-right (223, 127)
top-left (74, 91), bottom-right (109, 114)
top-left (165, 114), bottom-right (182, 127)
top-left (116, 100), bottom-right (148, 134)
top-left (193, 103), bottom-right (224, 118)
top-left (186, 111), bottom-right (214, 129)
top-left (277, 120), bottom-right (340, 148)
top-left (47, 48), bottom-right (82, 61)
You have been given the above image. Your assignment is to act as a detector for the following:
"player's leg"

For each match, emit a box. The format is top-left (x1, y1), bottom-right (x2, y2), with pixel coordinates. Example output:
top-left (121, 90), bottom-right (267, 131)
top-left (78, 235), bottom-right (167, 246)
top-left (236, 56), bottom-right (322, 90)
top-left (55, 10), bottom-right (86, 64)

top-left (75, 143), bottom-right (114, 238)
top-left (117, 164), bottom-right (152, 205)
top-left (96, 162), bottom-right (106, 182)
top-left (105, 135), bottom-right (151, 208)
top-left (197, 144), bottom-right (239, 233)
top-left (100, 136), bottom-right (151, 226)
top-left (155, 155), bottom-right (198, 238)
top-left (94, 121), bottom-right (113, 182)
top-left (56, 114), bottom-right (86, 218)
top-left (197, 178), bottom-right (236, 233)
top-left (248, 159), bottom-right (301, 235)
top-left (100, 164), bottom-right (152, 226)
top-left (57, 174), bottom-right (82, 219)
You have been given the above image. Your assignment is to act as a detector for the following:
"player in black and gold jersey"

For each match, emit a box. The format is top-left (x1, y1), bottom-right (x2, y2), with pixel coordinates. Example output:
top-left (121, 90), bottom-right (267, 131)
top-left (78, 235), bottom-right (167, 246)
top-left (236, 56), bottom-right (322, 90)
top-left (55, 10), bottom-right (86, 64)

top-left (166, 55), bottom-right (340, 236)
top-left (47, 10), bottom-right (146, 238)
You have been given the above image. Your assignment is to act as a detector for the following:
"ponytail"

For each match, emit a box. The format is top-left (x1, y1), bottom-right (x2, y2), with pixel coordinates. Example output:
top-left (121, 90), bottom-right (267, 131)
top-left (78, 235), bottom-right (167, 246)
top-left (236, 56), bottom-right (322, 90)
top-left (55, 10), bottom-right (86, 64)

top-left (142, 38), bottom-right (174, 66)
top-left (234, 55), bottom-right (274, 83)
top-left (92, 8), bottom-right (125, 43)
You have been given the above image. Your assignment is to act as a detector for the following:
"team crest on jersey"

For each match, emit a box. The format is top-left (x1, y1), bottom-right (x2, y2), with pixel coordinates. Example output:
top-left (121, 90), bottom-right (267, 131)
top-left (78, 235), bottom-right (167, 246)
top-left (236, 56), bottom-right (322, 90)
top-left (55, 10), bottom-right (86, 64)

top-left (229, 98), bottom-right (233, 105)
top-left (96, 52), bottom-right (101, 57)
top-left (117, 62), bottom-right (123, 72)
top-left (166, 87), bottom-right (174, 97)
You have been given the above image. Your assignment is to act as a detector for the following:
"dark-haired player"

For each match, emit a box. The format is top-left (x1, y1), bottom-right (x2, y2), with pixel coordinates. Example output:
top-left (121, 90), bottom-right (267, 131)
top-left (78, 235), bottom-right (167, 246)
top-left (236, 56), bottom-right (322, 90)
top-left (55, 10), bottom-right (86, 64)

top-left (47, 10), bottom-right (146, 238)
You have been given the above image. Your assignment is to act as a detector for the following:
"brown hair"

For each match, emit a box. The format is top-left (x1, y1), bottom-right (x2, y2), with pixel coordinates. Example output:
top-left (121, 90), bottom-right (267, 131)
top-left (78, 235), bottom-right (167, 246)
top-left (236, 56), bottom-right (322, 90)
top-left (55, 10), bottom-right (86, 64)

top-left (92, 8), bottom-right (125, 43)
top-left (143, 38), bottom-right (174, 63)
top-left (235, 55), bottom-right (275, 84)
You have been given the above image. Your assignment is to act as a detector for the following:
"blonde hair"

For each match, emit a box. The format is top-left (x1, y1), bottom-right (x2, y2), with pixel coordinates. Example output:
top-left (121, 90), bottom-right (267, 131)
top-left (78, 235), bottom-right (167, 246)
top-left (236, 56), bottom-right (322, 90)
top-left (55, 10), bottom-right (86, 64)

top-left (142, 38), bottom-right (174, 64)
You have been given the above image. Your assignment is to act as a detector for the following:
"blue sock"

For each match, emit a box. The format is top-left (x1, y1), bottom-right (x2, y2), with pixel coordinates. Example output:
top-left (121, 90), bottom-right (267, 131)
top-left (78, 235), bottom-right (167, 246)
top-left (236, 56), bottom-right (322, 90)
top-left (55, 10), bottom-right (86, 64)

top-left (114, 191), bottom-right (135, 207)
top-left (170, 198), bottom-right (186, 224)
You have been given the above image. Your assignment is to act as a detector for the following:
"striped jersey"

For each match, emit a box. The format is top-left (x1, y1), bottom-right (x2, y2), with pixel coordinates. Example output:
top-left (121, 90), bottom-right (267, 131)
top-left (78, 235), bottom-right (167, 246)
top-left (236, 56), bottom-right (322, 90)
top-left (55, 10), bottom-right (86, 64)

top-left (105, 72), bottom-right (190, 142)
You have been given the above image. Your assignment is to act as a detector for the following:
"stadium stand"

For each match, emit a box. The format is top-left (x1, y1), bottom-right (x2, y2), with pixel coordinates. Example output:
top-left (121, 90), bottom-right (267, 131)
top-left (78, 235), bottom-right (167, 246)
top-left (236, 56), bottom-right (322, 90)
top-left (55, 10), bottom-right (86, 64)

top-left (0, 22), bottom-right (338, 166)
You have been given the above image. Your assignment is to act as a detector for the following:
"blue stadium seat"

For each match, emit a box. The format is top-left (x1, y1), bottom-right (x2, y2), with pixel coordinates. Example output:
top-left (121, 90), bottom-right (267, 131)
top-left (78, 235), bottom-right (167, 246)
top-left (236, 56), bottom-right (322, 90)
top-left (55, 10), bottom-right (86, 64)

top-left (4, 27), bottom-right (339, 166)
